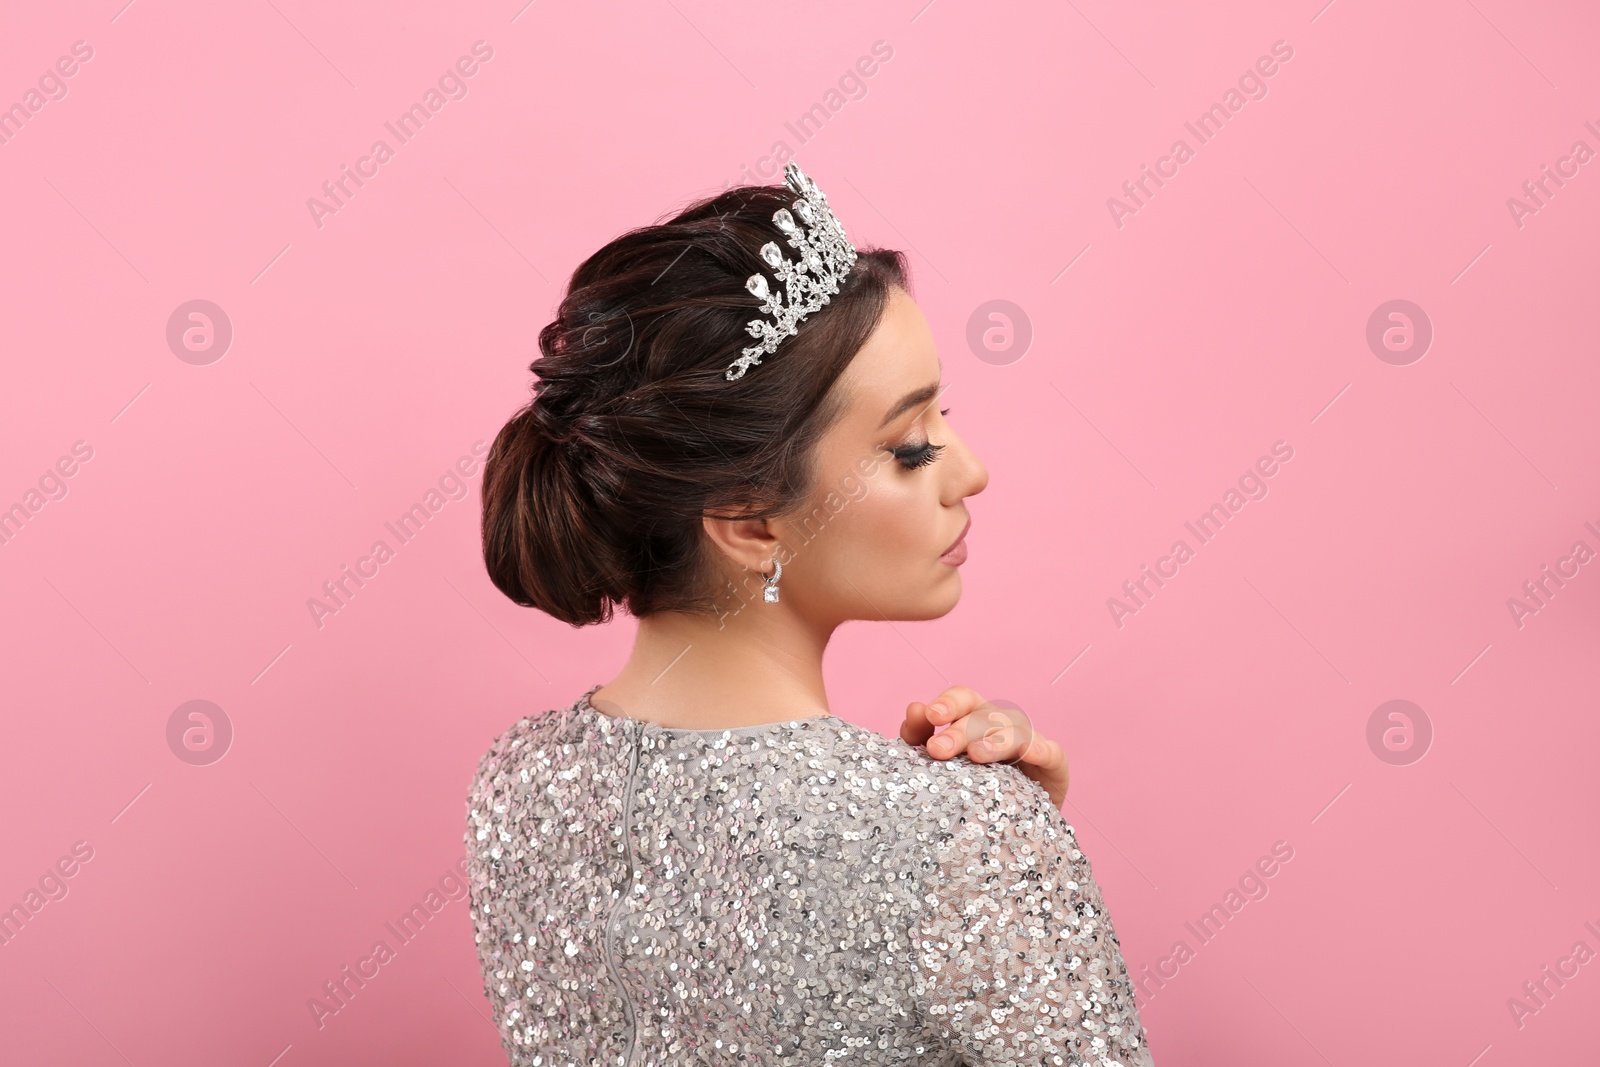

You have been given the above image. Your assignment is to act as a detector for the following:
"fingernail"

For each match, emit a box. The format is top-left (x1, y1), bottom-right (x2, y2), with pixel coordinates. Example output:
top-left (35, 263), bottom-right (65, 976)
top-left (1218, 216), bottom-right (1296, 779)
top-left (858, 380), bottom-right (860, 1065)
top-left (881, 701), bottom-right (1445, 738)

top-left (930, 736), bottom-right (950, 754)
top-left (930, 702), bottom-right (949, 718)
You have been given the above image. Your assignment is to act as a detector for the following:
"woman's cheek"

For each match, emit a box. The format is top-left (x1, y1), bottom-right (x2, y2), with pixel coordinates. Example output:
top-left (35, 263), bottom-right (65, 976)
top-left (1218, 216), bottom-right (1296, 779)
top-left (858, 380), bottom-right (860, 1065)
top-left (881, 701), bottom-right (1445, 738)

top-left (822, 492), bottom-right (892, 577)
top-left (867, 483), bottom-right (931, 563)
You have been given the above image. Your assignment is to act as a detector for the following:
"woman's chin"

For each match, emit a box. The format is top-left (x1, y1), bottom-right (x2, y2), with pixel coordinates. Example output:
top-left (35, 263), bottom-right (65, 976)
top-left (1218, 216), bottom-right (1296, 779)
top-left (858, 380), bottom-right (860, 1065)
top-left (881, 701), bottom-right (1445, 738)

top-left (906, 574), bottom-right (964, 620)
top-left (842, 566), bottom-right (965, 622)
top-left (935, 572), bottom-right (963, 612)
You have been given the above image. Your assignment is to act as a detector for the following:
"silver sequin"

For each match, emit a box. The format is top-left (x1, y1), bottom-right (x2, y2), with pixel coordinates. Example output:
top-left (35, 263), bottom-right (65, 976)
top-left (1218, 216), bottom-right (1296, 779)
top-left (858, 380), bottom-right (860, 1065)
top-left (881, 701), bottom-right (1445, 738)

top-left (464, 684), bottom-right (1155, 1066)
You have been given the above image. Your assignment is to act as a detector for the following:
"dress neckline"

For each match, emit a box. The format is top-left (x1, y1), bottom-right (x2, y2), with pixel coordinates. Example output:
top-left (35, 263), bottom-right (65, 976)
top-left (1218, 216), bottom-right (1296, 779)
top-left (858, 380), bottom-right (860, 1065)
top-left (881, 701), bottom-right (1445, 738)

top-left (575, 682), bottom-right (843, 737)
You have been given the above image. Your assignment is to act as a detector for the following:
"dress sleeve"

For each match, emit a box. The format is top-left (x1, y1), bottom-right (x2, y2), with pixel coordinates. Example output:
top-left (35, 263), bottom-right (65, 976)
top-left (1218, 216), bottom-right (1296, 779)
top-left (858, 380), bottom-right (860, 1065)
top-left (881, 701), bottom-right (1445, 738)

top-left (462, 724), bottom-right (526, 1060)
top-left (909, 765), bottom-right (1155, 1066)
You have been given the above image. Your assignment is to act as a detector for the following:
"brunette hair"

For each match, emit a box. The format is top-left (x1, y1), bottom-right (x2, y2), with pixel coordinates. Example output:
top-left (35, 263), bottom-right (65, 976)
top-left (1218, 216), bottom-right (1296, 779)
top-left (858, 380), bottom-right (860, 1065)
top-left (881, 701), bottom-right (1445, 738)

top-left (481, 180), bottom-right (910, 626)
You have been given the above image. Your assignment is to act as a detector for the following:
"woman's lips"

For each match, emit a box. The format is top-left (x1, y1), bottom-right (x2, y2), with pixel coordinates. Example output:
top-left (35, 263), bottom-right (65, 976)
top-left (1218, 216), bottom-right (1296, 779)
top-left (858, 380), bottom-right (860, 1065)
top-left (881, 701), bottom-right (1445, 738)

top-left (939, 517), bottom-right (971, 565)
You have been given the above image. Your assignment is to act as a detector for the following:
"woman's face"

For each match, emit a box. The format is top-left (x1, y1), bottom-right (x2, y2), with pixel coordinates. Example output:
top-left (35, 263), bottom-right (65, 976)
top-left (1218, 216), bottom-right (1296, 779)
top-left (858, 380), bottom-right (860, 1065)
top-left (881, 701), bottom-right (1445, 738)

top-left (771, 285), bottom-right (989, 625)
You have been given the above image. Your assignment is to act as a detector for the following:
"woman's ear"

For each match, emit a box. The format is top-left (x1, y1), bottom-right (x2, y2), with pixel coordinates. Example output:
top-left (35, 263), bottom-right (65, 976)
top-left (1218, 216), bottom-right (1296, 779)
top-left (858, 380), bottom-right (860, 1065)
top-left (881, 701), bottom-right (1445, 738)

top-left (701, 513), bottom-right (782, 574)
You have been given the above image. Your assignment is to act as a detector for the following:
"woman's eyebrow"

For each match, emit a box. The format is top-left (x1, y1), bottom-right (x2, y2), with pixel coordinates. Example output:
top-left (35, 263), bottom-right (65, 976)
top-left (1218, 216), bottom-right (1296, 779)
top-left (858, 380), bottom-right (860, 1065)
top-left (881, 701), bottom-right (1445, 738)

top-left (878, 381), bottom-right (941, 429)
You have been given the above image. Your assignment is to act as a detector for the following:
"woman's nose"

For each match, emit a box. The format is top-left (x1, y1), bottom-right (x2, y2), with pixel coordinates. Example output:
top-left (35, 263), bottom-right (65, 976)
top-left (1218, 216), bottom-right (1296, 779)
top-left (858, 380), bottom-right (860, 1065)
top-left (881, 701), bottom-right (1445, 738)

top-left (952, 433), bottom-right (988, 499)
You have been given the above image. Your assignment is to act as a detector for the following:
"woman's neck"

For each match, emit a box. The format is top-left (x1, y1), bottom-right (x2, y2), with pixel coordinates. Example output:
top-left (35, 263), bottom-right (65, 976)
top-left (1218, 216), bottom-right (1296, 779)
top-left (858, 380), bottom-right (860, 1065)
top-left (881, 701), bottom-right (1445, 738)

top-left (590, 606), bottom-right (837, 731)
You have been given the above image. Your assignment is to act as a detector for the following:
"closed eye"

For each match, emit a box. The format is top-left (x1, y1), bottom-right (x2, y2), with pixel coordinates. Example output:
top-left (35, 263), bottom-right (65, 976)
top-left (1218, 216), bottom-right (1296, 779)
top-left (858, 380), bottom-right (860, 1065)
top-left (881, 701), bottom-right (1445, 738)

top-left (888, 408), bottom-right (951, 470)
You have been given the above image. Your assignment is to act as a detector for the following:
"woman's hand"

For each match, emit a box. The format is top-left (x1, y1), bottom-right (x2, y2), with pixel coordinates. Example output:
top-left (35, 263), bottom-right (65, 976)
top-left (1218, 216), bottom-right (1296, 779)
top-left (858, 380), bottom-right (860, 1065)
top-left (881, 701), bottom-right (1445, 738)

top-left (901, 685), bottom-right (1070, 809)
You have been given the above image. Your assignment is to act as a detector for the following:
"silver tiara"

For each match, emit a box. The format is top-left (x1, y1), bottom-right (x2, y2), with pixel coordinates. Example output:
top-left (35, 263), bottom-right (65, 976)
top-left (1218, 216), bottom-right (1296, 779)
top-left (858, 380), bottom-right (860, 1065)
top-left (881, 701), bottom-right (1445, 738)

top-left (727, 161), bottom-right (859, 381)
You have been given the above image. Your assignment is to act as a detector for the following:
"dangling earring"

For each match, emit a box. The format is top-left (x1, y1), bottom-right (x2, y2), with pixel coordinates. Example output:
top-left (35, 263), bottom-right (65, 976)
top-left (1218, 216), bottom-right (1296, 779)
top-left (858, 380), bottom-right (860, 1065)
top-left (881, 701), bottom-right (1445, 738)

top-left (762, 556), bottom-right (783, 603)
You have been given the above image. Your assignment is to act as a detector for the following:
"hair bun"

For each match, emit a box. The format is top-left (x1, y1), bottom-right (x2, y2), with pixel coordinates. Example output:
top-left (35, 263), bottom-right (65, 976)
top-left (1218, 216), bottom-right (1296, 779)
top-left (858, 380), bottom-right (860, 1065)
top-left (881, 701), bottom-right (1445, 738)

top-left (529, 398), bottom-right (580, 443)
top-left (480, 178), bottom-right (909, 628)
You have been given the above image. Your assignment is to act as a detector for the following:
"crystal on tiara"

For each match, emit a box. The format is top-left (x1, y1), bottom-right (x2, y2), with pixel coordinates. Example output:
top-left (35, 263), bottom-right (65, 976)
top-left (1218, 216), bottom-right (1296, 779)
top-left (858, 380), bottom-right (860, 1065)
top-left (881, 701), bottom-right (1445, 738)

top-left (726, 162), bottom-right (859, 381)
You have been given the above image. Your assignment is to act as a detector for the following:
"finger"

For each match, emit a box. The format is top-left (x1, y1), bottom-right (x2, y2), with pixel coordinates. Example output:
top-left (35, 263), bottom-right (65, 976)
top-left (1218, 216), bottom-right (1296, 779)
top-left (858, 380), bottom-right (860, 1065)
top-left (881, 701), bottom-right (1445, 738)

top-left (925, 722), bottom-right (972, 759)
top-left (965, 719), bottom-right (1027, 763)
top-left (933, 712), bottom-right (1032, 763)
top-left (900, 701), bottom-right (936, 747)
top-left (966, 711), bottom-right (1038, 763)
top-left (924, 684), bottom-right (987, 725)
top-left (1026, 736), bottom-right (1067, 776)
top-left (943, 700), bottom-right (1030, 762)
top-left (1010, 740), bottom-right (1069, 791)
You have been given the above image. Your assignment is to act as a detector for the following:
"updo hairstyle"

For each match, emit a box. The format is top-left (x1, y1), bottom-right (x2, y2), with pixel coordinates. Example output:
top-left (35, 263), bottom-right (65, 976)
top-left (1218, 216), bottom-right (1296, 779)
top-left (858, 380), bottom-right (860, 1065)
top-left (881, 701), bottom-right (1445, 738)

top-left (481, 181), bottom-right (909, 626)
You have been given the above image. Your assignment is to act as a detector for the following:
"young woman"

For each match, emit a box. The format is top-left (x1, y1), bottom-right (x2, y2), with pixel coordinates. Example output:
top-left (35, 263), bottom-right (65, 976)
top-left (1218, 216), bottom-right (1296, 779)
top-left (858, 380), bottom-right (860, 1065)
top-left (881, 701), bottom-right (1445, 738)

top-left (464, 163), bottom-right (1155, 1065)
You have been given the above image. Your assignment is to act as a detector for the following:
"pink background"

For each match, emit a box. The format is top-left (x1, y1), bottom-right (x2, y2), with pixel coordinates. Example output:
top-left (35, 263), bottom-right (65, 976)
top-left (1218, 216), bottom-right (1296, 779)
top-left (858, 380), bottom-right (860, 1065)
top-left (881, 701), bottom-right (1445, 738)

top-left (3, 0), bottom-right (1597, 1063)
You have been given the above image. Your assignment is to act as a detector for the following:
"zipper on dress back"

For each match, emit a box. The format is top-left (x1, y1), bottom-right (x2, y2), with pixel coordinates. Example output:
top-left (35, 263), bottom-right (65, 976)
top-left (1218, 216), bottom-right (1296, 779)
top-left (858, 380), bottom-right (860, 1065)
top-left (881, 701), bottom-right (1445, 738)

top-left (601, 717), bottom-right (642, 1067)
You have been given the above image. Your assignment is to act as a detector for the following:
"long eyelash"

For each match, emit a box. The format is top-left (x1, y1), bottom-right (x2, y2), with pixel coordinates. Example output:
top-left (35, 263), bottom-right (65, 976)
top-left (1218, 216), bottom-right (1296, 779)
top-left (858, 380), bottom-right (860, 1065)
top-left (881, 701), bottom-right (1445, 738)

top-left (886, 407), bottom-right (952, 470)
top-left (891, 440), bottom-right (946, 470)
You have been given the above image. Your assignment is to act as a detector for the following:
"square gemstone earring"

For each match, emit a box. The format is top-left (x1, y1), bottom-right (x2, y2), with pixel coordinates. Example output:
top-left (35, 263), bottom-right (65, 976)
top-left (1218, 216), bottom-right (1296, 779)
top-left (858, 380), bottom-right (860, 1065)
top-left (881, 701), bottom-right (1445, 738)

top-left (762, 556), bottom-right (783, 603)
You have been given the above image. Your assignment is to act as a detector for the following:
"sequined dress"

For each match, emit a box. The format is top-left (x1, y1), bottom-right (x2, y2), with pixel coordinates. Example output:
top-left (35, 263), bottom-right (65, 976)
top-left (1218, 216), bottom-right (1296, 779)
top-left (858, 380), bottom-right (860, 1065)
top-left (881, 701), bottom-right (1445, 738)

top-left (464, 684), bottom-right (1155, 1066)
